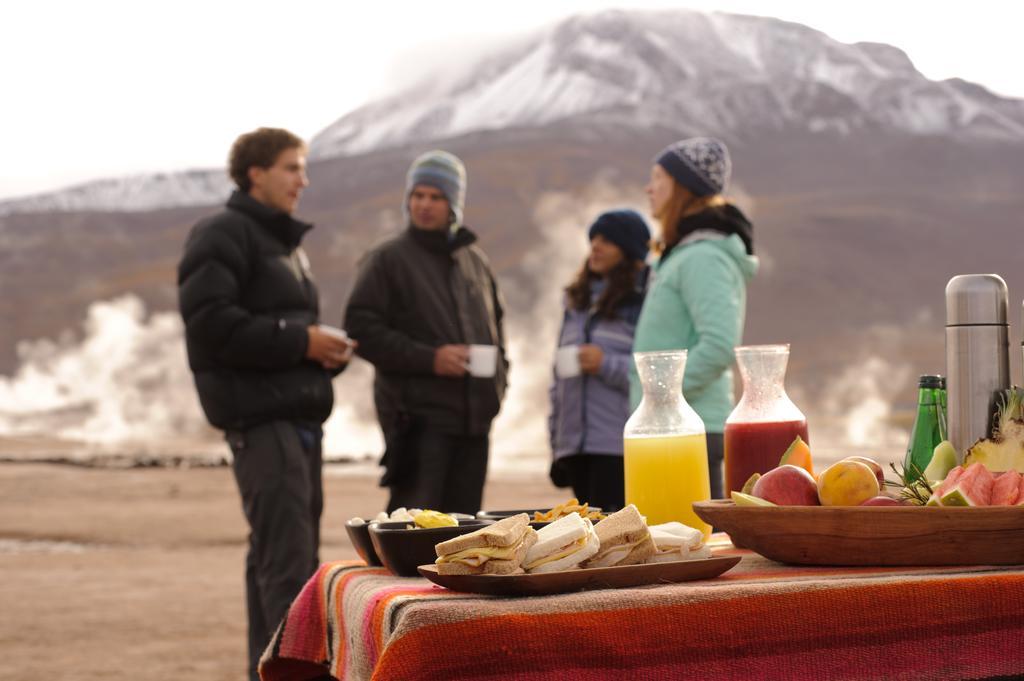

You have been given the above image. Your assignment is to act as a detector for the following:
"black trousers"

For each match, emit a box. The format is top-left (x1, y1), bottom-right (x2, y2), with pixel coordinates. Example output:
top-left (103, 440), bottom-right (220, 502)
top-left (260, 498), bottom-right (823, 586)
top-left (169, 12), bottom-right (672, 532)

top-left (227, 420), bottom-right (323, 681)
top-left (386, 429), bottom-right (489, 515)
top-left (554, 453), bottom-right (626, 512)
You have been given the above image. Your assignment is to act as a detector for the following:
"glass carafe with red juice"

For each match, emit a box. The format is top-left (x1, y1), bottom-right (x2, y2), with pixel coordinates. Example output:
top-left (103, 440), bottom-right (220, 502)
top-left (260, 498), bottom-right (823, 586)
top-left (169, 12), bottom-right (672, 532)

top-left (724, 345), bottom-right (809, 495)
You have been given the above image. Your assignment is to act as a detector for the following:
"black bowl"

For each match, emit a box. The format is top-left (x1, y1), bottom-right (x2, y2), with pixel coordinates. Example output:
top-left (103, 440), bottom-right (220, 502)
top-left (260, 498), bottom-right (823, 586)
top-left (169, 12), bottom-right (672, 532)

top-left (476, 507), bottom-right (602, 523)
top-left (369, 519), bottom-right (492, 577)
top-left (345, 518), bottom-right (383, 567)
top-left (476, 508), bottom-right (546, 521)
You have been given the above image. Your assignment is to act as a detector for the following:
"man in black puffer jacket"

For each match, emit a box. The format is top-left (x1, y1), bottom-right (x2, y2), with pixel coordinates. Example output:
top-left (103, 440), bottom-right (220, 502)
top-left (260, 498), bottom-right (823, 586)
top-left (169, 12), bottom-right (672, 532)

top-left (177, 127), bottom-right (354, 681)
top-left (345, 150), bottom-right (508, 515)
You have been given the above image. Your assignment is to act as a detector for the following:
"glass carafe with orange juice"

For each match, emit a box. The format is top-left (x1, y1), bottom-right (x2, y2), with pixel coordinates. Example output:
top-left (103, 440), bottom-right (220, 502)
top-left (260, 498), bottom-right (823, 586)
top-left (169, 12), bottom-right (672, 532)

top-left (624, 349), bottom-right (711, 536)
top-left (723, 344), bottom-right (808, 496)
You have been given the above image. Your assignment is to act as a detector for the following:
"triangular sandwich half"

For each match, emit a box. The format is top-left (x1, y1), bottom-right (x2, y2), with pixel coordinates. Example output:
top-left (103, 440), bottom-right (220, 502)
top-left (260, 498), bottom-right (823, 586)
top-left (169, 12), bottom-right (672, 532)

top-left (523, 512), bottom-right (601, 574)
top-left (647, 521), bottom-right (711, 563)
top-left (582, 504), bottom-right (655, 568)
top-left (434, 513), bottom-right (538, 575)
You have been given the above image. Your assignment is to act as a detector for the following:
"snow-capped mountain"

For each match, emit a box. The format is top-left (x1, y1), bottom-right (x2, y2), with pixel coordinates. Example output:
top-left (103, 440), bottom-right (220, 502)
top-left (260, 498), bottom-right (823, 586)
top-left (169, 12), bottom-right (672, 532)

top-left (5, 8), bottom-right (1024, 447)
top-left (0, 169), bottom-right (230, 217)
top-left (310, 9), bottom-right (1024, 158)
top-left (3, 8), bottom-right (1023, 216)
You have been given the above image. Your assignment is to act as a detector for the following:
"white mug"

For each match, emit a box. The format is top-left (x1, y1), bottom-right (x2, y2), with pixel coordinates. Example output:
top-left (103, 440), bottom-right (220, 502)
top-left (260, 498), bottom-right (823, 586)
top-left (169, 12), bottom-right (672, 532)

top-left (467, 344), bottom-right (498, 377)
top-left (555, 345), bottom-right (581, 378)
top-left (318, 324), bottom-right (354, 360)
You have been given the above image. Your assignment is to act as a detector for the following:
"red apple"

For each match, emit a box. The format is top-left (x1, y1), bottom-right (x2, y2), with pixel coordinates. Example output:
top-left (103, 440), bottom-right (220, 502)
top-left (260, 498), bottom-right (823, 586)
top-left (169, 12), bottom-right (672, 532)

top-left (751, 465), bottom-right (821, 505)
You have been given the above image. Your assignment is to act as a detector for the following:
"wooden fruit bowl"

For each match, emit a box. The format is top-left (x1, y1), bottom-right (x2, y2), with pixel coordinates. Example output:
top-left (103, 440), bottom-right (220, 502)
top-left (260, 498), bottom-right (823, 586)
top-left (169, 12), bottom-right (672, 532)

top-left (694, 500), bottom-right (1024, 566)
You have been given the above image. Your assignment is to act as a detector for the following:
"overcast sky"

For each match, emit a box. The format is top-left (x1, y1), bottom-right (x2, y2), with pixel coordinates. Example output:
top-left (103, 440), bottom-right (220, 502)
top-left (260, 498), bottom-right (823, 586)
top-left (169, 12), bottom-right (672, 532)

top-left (3, 0), bottom-right (1022, 200)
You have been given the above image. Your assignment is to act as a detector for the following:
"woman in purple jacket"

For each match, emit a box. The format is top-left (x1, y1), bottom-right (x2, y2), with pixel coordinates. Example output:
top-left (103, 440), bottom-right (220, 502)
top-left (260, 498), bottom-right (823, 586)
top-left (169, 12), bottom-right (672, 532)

top-left (549, 210), bottom-right (650, 511)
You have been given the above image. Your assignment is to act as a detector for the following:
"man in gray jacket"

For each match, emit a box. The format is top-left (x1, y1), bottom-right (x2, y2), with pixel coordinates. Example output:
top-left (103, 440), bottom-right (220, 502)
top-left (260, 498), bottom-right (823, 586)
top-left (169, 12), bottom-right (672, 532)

top-left (344, 150), bottom-right (507, 514)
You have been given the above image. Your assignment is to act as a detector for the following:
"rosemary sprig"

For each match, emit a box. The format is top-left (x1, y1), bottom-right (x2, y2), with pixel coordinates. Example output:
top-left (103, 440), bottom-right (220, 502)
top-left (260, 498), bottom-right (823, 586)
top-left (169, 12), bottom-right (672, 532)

top-left (886, 462), bottom-right (934, 506)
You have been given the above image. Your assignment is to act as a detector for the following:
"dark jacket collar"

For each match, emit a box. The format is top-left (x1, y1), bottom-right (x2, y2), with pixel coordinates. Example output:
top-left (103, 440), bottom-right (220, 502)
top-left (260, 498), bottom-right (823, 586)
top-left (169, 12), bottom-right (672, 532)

top-left (407, 224), bottom-right (478, 254)
top-left (227, 190), bottom-right (313, 248)
top-left (662, 203), bottom-right (754, 263)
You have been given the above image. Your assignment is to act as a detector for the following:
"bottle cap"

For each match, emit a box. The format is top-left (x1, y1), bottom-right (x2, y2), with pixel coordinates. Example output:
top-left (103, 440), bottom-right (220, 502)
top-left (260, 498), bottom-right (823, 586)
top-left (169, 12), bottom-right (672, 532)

top-left (918, 375), bottom-right (943, 389)
top-left (945, 274), bottom-right (1008, 326)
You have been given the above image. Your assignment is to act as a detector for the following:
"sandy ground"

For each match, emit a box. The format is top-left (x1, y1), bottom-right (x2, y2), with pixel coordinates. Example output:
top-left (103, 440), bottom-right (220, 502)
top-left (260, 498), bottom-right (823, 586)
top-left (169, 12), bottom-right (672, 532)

top-left (0, 462), bottom-right (563, 681)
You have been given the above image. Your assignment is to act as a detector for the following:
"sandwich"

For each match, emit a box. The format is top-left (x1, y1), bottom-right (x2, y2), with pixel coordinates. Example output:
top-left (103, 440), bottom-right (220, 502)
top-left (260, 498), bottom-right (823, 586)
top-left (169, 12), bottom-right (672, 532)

top-left (522, 512), bottom-right (601, 573)
top-left (434, 513), bottom-right (538, 575)
top-left (582, 504), bottom-right (656, 568)
top-left (646, 522), bottom-right (711, 563)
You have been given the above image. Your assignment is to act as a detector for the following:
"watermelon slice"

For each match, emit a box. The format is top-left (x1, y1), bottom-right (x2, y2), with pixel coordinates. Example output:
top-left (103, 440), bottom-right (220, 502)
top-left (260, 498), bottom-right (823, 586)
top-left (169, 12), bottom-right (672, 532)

top-left (991, 470), bottom-right (1022, 506)
top-left (939, 463), bottom-right (994, 507)
top-left (926, 465), bottom-right (964, 506)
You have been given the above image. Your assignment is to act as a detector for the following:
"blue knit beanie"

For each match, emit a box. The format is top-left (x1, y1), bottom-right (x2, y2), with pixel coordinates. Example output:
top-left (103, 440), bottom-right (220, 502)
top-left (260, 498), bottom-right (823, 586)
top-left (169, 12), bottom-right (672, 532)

top-left (588, 209), bottom-right (651, 263)
top-left (655, 137), bottom-right (731, 197)
top-left (405, 150), bottom-right (467, 227)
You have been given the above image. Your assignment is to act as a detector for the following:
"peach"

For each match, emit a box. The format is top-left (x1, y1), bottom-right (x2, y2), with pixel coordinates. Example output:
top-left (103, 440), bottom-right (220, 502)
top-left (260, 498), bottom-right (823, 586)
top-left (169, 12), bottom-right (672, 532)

top-left (818, 460), bottom-right (881, 506)
top-left (840, 456), bottom-right (886, 489)
top-left (751, 464), bottom-right (820, 506)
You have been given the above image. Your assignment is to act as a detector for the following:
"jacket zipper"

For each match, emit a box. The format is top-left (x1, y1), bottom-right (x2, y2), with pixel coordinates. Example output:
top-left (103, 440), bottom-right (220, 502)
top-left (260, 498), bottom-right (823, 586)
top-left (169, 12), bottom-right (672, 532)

top-left (289, 248), bottom-right (315, 307)
top-left (577, 306), bottom-right (598, 454)
top-left (446, 251), bottom-right (471, 435)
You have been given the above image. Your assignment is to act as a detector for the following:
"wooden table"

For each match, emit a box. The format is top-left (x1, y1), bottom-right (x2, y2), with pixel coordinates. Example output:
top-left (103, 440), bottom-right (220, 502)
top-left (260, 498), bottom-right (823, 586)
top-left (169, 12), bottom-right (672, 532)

top-left (259, 541), bottom-right (1024, 681)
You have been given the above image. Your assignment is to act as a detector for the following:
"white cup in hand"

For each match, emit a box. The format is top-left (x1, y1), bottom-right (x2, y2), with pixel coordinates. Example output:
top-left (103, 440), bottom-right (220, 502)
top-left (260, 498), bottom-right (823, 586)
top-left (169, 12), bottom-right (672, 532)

top-left (555, 345), bottom-right (581, 378)
top-left (319, 325), bottom-right (354, 360)
top-left (467, 344), bottom-right (498, 377)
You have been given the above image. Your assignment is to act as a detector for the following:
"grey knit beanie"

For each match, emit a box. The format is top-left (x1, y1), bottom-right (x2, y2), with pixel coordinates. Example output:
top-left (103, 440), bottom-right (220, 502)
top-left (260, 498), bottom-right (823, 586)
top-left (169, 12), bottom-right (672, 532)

top-left (405, 150), bottom-right (467, 227)
top-left (655, 137), bottom-right (731, 196)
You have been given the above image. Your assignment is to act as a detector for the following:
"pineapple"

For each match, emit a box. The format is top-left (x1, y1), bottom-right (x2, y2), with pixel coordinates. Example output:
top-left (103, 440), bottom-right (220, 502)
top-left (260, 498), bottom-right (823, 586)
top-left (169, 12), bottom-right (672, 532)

top-left (963, 388), bottom-right (1024, 473)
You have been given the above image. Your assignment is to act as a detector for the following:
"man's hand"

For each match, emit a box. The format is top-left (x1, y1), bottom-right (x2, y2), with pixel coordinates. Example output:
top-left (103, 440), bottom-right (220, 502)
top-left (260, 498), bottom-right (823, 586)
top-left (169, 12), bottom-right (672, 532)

top-left (433, 344), bottom-right (469, 377)
top-left (578, 344), bottom-right (604, 375)
top-left (306, 326), bottom-right (357, 370)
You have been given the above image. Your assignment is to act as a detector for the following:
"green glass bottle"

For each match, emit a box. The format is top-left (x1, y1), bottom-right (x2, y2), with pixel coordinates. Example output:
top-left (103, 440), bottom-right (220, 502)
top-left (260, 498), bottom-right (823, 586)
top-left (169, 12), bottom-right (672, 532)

top-left (904, 375), bottom-right (943, 482)
top-left (936, 376), bottom-right (948, 442)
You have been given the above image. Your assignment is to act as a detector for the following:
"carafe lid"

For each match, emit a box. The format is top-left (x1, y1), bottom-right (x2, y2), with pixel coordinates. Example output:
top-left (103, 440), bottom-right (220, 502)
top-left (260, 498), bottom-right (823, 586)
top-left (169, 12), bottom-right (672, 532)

top-left (945, 274), bottom-right (1008, 326)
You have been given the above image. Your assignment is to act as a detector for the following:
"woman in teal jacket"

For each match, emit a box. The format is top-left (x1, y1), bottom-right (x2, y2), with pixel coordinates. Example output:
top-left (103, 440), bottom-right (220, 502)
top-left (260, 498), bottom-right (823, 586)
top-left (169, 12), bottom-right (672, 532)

top-left (630, 137), bottom-right (759, 499)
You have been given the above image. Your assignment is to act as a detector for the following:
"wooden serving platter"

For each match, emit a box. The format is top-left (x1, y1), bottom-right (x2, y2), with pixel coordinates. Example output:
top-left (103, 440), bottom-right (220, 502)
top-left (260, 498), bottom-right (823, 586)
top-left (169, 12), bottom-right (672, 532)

top-left (417, 555), bottom-right (740, 596)
top-left (694, 500), bottom-right (1024, 566)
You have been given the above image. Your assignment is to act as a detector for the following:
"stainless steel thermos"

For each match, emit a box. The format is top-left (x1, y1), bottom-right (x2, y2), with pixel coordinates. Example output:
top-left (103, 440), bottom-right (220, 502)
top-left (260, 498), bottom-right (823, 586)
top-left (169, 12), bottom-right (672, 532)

top-left (945, 274), bottom-right (1011, 460)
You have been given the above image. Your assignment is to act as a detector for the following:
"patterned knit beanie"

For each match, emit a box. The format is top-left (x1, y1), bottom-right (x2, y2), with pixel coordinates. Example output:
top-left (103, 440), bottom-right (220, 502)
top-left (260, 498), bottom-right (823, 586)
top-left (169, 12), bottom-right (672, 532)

top-left (588, 209), bottom-right (651, 263)
top-left (655, 137), bottom-right (731, 197)
top-left (405, 150), bottom-right (467, 227)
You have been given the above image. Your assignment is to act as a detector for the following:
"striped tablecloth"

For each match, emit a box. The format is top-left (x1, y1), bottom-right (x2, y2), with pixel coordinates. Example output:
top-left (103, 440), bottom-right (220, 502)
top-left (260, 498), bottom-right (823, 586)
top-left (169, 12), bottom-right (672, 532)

top-left (260, 538), bottom-right (1024, 681)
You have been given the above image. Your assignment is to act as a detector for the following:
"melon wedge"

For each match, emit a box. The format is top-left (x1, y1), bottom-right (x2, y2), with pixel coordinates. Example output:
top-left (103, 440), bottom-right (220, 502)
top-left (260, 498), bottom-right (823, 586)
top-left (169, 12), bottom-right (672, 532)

top-left (779, 436), bottom-right (814, 477)
top-left (923, 440), bottom-right (957, 484)
top-left (731, 491), bottom-right (776, 507)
